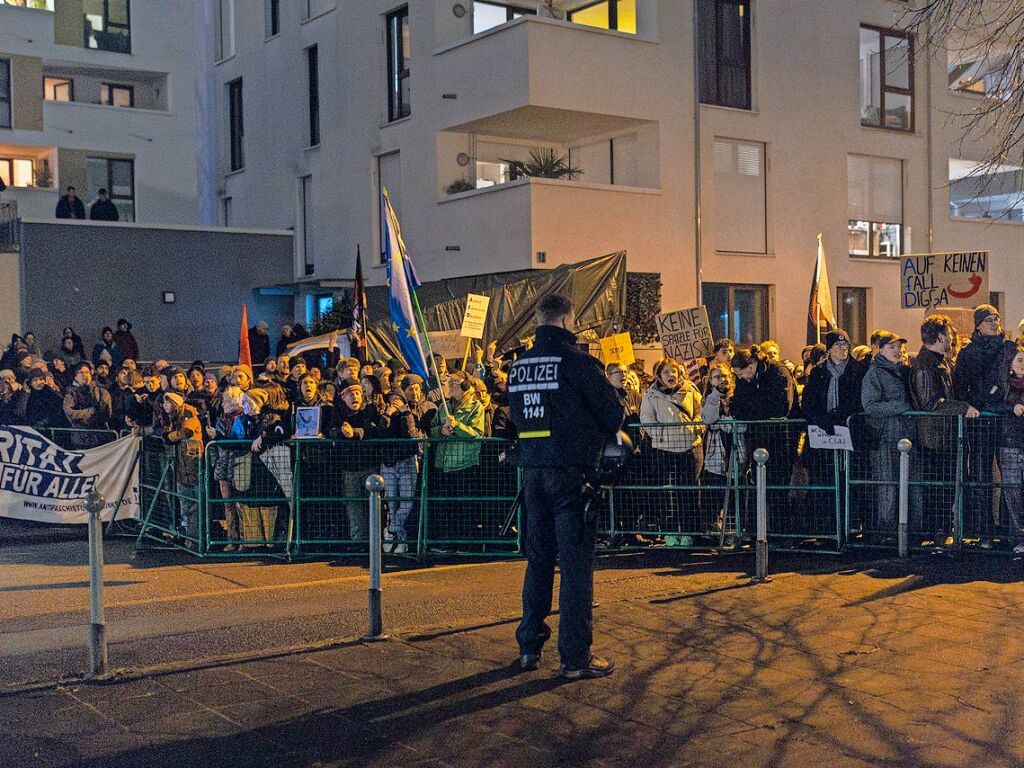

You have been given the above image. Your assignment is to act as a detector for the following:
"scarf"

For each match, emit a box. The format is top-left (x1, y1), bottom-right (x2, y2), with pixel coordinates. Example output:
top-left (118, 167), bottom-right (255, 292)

top-left (825, 357), bottom-right (848, 412)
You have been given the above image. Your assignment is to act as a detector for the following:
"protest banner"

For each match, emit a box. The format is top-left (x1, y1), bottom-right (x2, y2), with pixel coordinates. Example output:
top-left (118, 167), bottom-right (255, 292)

top-left (656, 305), bottom-right (714, 362)
top-left (901, 250), bottom-right (988, 309)
top-left (459, 294), bottom-right (490, 340)
top-left (0, 427), bottom-right (140, 524)
top-left (600, 333), bottom-right (635, 366)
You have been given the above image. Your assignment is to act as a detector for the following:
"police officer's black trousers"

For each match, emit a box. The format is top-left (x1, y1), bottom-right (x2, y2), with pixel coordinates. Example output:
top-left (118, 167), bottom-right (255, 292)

top-left (515, 467), bottom-right (596, 670)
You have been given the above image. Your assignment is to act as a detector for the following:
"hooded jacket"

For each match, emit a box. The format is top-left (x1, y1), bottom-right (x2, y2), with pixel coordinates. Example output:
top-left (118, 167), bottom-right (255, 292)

top-left (639, 380), bottom-right (703, 453)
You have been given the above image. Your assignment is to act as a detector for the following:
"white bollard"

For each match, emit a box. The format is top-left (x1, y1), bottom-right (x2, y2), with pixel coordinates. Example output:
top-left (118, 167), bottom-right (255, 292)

top-left (752, 448), bottom-right (771, 583)
top-left (363, 474), bottom-right (387, 641)
top-left (897, 439), bottom-right (912, 558)
top-left (85, 491), bottom-right (108, 677)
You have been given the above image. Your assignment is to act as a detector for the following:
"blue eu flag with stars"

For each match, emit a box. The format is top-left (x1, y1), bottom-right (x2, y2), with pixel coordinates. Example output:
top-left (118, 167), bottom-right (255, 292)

top-left (382, 188), bottom-right (430, 382)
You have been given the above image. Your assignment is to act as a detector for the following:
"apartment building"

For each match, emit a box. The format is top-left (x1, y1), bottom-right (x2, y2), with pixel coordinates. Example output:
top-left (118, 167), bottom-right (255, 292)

top-left (209, 0), bottom-right (1024, 355)
top-left (0, 0), bottom-right (203, 223)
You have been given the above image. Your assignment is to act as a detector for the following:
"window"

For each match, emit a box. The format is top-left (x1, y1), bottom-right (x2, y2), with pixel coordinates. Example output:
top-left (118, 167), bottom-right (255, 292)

top-left (304, 0), bottom-right (334, 19)
top-left (0, 58), bottom-right (10, 129)
top-left (859, 26), bottom-right (913, 132)
top-left (568, 134), bottom-right (638, 186)
top-left (2, 1), bottom-right (55, 9)
top-left (307, 46), bottom-right (320, 147)
top-left (215, 0), bottom-right (234, 60)
top-left (316, 295), bottom-right (334, 317)
top-left (697, 0), bottom-right (751, 110)
top-left (948, 46), bottom-right (1019, 99)
top-left (86, 157), bottom-right (135, 220)
top-left (386, 7), bottom-right (410, 122)
top-left (222, 197), bottom-right (232, 227)
top-left (568, 0), bottom-right (637, 33)
top-left (472, 1), bottom-right (533, 34)
top-left (949, 159), bottom-right (1024, 222)
top-left (837, 287), bottom-right (867, 345)
top-left (100, 83), bottom-right (134, 107)
top-left (265, 0), bottom-right (280, 36)
top-left (227, 78), bottom-right (244, 172)
top-left (704, 283), bottom-right (768, 345)
top-left (847, 155), bottom-right (902, 259)
top-left (300, 175), bottom-right (314, 275)
top-left (84, 0), bottom-right (131, 54)
top-left (713, 138), bottom-right (766, 253)
top-left (0, 158), bottom-right (34, 188)
top-left (44, 77), bottom-right (73, 102)
top-left (378, 151), bottom-right (401, 263)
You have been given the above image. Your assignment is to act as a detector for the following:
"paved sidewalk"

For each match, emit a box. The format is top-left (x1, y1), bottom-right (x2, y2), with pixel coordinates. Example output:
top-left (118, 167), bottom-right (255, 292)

top-left (4, 554), bottom-right (1024, 768)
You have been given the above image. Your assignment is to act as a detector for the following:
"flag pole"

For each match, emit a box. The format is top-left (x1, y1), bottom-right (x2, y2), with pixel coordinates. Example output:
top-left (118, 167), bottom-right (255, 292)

top-left (815, 234), bottom-right (822, 345)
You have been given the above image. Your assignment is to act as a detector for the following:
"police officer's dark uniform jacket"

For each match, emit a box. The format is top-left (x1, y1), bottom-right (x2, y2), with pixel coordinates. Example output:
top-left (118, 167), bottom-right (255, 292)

top-left (508, 324), bottom-right (624, 671)
top-left (509, 325), bottom-right (625, 468)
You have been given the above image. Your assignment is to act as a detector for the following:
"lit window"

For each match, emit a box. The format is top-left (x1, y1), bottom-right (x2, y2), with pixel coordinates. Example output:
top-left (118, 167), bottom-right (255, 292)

top-left (568, 0), bottom-right (636, 33)
top-left (44, 77), bottom-right (73, 102)
top-left (100, 83), bottom-right (134, 107)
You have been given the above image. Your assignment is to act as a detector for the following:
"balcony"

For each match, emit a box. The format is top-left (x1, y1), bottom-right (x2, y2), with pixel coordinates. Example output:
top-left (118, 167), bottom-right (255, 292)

top-left (435, 175), bottom-right (665, 276)
top-left (42, 66), bottom-right (169, 111)
top-left (432, 15), bottom-right (659, 134)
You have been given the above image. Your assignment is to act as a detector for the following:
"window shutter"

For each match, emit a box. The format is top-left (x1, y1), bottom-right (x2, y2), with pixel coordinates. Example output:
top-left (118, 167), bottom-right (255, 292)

top-left (570, 140), bottom-right (611, 185)
top-left (612, 133), bottom-right (638, 186)
top-left (847, 155), bottom-right (902, 222)
top-left (713, 138), bottom-right (767, 253)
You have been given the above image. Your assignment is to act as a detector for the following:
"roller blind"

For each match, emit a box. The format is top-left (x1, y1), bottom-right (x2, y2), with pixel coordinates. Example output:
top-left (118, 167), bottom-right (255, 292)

top-left (847, 155), bottom-right (902, 222)
top-left (713, 138), bottom-right (766, 253)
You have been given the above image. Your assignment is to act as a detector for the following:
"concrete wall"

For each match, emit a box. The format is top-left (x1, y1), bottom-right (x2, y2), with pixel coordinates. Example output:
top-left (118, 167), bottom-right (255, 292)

top-left (9, 54), bottom-right (44, 132)
top-left (18, 220), bottom-right (294, 361)
top-left (0, 251), bottom-right (21, 344)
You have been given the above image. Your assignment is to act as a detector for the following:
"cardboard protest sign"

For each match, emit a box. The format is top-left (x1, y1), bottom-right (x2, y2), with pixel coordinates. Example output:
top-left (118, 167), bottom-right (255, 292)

top-left (656, 306), bottom-right (714, 362)
top-left (459, 294), bottom-right (490, 339)
top-left (807, 425), bottom-right (854, 451)
top-left (901, 251), bottom-right (988, 309)
top-left (599, 333), bottom-right (635, 366)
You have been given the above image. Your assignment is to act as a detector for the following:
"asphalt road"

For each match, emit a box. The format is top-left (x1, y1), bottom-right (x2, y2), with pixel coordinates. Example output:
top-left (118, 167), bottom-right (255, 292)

top-left (1, 537), bottom-right (761, 689)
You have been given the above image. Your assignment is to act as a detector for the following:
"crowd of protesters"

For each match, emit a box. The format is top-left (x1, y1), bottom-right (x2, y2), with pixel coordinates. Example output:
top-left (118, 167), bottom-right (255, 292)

top-left (2, 302), bottom-right (1024, 554)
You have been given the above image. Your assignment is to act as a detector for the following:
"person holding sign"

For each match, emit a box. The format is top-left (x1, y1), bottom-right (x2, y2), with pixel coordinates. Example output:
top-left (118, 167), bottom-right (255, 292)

top-left (861, 331), bottom-right (914, 539)
top-left (640, 358), bottom-right (704, 538)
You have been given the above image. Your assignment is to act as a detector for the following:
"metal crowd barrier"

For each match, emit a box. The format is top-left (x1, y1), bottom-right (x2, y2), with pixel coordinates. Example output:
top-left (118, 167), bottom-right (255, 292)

top-left (47, 413), bottom-right (1024, 559)
top-left (847, 412), bottom-right (1023, 552)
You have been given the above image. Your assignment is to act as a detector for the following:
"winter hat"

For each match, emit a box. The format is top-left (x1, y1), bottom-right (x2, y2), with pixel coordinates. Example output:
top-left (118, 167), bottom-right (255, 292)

top-left (98, 349), bottom-right (113, 364)
top-left (974, 304), bottom-right (1000, 328)
top-left (25, 368), bottom-right (47, 385)
top-left (203, 371), bottom-right (218, 384)
top-left (401, 374), bottom-right (424, 390)
top-left (117, 318), bottom-right (132, 330)
top-left (289, 356), bottom-right (307, 369)
top-left (233, 364), bottom-right (253, 382)
top-left (339, 383), bottom-right (362, 399)
top-left (163, 392), bottom-right (185, 409)
top-left (164, 365), bottom-right (185, 380)
top-left (824, 329), bottom-right (851, 350)
top-left (244, 388), bottom-right (269, 410)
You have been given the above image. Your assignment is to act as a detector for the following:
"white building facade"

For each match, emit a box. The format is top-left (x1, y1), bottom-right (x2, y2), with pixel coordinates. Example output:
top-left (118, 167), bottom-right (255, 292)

top-left (208, 0), bottom-right (1024, 356)
top-left (0, 0), bottom-right (204, 224)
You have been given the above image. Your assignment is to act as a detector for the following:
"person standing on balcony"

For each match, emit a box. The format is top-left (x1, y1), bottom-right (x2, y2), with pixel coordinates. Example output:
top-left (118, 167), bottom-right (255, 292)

top-left (55, 186), bottom-right (85, 219)
top-left (952, 304), bottom-right (1014, 547)
top-left (89, 188), bottom-right (119, 221)
top-left (111, 319), bottom-right (139, 361)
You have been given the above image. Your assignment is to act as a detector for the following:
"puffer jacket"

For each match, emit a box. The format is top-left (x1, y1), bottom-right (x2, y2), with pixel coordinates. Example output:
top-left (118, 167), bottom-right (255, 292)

top-left (640, 381), bottom-right (703, 453)
top-left (63, 382), bottom-right (112, 429)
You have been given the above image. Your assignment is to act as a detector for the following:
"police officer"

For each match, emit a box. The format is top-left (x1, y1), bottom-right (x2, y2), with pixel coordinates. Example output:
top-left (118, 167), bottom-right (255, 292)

top-left (509, 294), bottom-right (625, 678)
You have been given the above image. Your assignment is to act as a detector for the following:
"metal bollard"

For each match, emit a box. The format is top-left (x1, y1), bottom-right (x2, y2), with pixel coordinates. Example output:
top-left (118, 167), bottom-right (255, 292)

top-left (85, 491), bottom-right (108, 677)
top-left (752, 448), bottom-right (771, 583)
top-left (363, 474), bottom-right (387, 641)
top-left (897, 438), bottom-right (912, 558)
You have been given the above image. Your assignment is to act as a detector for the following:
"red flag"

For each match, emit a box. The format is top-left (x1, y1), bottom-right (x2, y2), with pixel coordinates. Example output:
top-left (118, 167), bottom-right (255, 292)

top-left (352, 246), bottom-right (367, 363)
top-left (239, 304), bottom-right (252, 367)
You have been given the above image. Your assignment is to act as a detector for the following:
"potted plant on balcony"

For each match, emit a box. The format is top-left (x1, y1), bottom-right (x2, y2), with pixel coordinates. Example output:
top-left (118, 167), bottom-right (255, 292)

top-left (502, 148), bottom-right (582, 181)
top-left (33, 163), bottom-right (53, 189)
top-left (445, 178), bottom-right (476, 195)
